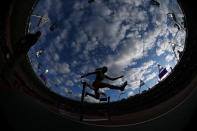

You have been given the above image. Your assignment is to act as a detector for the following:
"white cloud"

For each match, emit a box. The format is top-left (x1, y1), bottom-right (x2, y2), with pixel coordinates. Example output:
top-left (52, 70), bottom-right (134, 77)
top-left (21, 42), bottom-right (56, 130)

top-left (49, 63), bottom-right (70, 75)
top-left (54, 53), bottom-right (60, 61)
top-left (51, 0), bottom-right (169, 81)
top-left (60, 86), bottom-right (68, 93)
top-left (59, 63), bottom-right (70, 74)
top-left (85, 96), bottom-right (100, 103)
top-left (127, 91), bottom-right (134, 97)
top-left (71, 60), bottom-right (78, 67)
top-left (145, 72), bottom-right (157, 82)
top-left (156, 37), bottom-right (172, 56)
top-left (114, 60), bottom-right (156, 90)
top-left (141, 60), bottom-right (156, 70)
top-left (165, 54), bottom-right (174, 62)
top-left (66, 80), bottom-right (74, 86)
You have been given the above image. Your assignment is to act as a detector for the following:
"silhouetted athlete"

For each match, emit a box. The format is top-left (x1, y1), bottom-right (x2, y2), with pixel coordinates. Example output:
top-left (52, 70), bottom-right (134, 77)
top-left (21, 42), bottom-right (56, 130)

top-left (81, 66), bottom-right (127, 99)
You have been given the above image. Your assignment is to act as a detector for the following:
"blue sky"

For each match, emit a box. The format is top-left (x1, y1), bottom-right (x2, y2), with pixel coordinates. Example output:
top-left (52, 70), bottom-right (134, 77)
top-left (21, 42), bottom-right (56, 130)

top-left (28, 0), bottom-right (186, 103)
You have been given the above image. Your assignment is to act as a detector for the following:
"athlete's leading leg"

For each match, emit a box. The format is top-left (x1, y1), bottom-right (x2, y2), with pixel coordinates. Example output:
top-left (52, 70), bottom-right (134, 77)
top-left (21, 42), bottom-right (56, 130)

top-left (95, 81), bottom-right (127, 91)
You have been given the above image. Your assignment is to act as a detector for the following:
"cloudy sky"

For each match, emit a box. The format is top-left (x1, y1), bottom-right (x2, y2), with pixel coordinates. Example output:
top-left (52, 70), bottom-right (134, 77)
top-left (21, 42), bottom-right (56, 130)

top-left (28, 0), bottom-right (186, 103)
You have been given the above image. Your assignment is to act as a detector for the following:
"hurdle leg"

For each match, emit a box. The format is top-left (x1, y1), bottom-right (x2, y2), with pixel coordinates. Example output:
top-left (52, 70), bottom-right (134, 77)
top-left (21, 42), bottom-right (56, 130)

top-left (80, 82), bottom-right (86, 121)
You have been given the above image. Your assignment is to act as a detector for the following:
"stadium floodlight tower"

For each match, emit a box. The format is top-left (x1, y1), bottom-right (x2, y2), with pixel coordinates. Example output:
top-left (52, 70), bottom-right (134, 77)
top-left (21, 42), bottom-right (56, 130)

top-left (31, 14), bottom-right (49, 27)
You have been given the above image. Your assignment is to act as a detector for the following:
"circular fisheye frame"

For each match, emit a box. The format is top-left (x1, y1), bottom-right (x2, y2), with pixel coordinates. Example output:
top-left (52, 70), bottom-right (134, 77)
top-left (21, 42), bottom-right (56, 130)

top-left (17, 0), bottom-right (187, 126)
